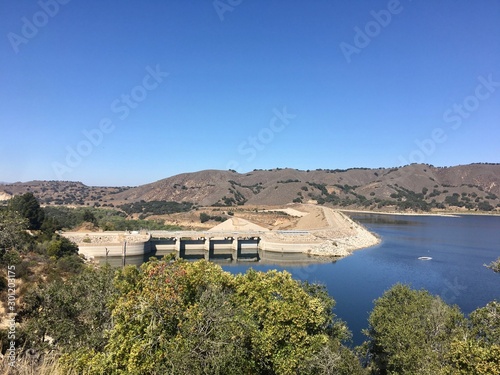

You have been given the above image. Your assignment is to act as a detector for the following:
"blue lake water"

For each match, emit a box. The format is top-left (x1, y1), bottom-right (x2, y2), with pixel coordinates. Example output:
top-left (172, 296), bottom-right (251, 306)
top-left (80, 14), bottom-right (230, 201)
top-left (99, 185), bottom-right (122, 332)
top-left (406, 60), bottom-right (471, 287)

top-left (222, 214), bottom-right (500, 346)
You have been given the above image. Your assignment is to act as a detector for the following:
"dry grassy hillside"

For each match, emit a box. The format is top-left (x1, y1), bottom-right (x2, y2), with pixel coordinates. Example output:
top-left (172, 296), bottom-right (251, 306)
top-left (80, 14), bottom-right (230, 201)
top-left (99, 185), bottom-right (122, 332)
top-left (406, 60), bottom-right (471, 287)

top-left (1, 163), bottom-right (499, 213)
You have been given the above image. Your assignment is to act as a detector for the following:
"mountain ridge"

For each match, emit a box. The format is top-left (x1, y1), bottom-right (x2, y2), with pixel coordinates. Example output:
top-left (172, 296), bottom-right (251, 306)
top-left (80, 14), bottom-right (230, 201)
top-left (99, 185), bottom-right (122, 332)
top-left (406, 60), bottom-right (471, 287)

top-left (1, 163), bottom-right (499, 212)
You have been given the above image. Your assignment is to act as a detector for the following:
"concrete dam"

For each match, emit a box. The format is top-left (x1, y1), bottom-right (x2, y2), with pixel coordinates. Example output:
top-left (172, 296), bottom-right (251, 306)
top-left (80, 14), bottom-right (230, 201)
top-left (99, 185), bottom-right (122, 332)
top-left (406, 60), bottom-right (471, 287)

top-left (62, 231), bottom-right (264, 262)
top-left (62, 208), bottom-right (381, 264)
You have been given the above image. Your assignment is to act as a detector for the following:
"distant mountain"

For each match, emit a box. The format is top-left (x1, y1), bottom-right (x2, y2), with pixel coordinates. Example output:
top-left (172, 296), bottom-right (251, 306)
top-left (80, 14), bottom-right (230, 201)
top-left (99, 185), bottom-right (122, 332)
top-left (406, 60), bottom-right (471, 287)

top-left (1, 163), bottom-right (499, 212)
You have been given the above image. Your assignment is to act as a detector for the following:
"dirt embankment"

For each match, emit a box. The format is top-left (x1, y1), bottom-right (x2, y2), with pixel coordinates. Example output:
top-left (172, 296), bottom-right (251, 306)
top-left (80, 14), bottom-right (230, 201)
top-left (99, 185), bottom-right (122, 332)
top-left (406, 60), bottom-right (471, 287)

top-left (249, 205), bottom-right (380, 257)
top-left (165, 204), bottom-right (380, 257)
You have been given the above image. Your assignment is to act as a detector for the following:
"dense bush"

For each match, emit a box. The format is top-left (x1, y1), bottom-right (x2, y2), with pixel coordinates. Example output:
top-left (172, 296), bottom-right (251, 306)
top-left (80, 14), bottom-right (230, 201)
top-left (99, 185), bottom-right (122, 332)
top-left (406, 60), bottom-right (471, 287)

top-left (119, 200), bottom-right (193, 216)
top-left (1, 256), bottom-right (498, 374)
top-left (52, 259), bottom-right (360, 375)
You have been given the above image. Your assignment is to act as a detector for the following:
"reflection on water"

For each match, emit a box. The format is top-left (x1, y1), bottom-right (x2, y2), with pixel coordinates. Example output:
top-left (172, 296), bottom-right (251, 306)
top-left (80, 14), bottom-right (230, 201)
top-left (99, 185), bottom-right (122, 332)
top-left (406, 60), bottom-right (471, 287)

top-left (97, 249), bottom-right (337, 268)
top-left (348, 212), bottom-right (422, 226)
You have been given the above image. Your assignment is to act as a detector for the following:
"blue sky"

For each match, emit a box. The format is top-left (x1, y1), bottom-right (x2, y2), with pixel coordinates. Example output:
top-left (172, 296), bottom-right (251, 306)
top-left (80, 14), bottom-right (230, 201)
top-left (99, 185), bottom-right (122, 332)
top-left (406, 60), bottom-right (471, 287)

top-left (1, 0), bottom-right (499, 186)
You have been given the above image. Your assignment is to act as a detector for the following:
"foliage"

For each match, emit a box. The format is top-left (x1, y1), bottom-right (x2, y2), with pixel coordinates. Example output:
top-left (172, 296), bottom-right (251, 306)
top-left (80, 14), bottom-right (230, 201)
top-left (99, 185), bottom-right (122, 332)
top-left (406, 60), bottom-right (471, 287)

top-left (56, 254), bottom-right (85, 274)
top-left (21, 264), bottom-right (117, 353)
top-left (200, 212), bottom-right (226, 223)
top-left (486, 257), bottom-right (500, 273)
top-left (74, 259), bottom-right (248, 374)
top-left (389, 185), bottom-right (430, 211)
top-left (444, 340), bottom-right (500, 374)
top-left (468, 301), bottom-right (500, 346)
top-left (214, 187), bottom-right (248, 206)
top-left (229, 180), bottom-right (264, 194)
top-left (83, 209), bottom-right (98, 225)
top-left (46, 236), bottom-right (79, 258)
top-left (445, 302), bottom-right (500, 373)
top-left (119, 200), bottom-right (193, 217)
top-left (363, 284), bottom-right (466, 374)
top-left (5, 255), bottom-right (499, 374)
top-left (363, 293), bottom-right (500, 374)
top-left (298, 340), bottom-right (368, 375)
top-left (43, 206), bottom-right (125, 229)
top-left (478, 201), bottom-right (494, 211)
top-left (43, 206), bottom-right (82, 229)
top-left (9, 192), bottom-right (45, 230)
top-left (43, 205), bottom-right (182, 231)
top-left (0, 209), bottom-right (28, 253)
top-left (1, 249), bottom-right (22, 266)
top-left (59, 259), bottom-right (354, 374)
top-left (233, 269), bottom-right (352, 374)
top-left (199, 212), bottom-right (210, 223)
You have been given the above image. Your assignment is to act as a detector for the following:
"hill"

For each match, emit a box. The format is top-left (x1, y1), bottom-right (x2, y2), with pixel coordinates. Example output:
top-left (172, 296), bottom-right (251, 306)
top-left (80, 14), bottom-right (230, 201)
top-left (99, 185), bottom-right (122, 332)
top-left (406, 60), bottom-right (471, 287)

top-left (1, 163), bottom-right (499, 213)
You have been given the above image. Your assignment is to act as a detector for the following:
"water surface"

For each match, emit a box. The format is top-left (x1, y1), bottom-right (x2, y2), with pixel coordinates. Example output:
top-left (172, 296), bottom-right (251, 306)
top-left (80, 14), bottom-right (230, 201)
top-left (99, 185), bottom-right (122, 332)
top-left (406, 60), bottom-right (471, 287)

top-left (222, 214), bottom-right (500, 346)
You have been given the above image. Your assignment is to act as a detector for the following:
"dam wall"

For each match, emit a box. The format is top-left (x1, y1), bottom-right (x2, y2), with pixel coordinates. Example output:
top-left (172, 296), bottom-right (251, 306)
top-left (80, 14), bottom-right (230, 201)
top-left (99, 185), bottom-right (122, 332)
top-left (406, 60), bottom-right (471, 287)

top-left (260, 241), bottom-right (315, 253)
top-left (64, 232), bottom-right (262, 261)
top-left (78, 241), bottom-right (151, 258)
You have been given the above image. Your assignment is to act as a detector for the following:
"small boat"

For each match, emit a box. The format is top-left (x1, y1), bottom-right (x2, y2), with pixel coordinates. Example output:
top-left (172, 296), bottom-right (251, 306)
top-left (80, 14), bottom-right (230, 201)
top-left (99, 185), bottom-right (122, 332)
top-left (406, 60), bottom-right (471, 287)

top-left (418, 256), bottom-right (432, 260)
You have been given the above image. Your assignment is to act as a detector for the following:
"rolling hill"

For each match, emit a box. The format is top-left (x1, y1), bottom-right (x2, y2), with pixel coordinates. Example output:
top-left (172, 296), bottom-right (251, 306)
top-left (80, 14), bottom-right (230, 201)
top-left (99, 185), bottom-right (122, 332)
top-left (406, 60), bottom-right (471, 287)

top-left (1, 163), bottom-right (499, 213)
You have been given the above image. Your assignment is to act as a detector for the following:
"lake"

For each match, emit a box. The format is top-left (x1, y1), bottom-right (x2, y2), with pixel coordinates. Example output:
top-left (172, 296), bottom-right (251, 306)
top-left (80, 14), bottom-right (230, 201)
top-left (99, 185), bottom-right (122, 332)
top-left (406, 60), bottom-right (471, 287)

top-left (221, 214), bottom-right (500, 346)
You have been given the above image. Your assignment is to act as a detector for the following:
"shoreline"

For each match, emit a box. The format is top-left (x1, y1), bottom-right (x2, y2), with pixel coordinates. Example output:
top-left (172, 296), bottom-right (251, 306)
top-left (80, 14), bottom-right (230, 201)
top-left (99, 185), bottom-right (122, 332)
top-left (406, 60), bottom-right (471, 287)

top-left (304, 207), bottom-right (381, 258)
top-left (339, 209), bottom-right (500, 217)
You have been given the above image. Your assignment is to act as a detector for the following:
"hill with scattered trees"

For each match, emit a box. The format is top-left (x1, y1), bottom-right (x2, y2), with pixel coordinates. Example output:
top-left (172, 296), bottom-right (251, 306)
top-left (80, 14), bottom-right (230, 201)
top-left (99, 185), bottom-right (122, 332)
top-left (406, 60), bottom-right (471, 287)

top-left (1, 192), bottom-right (499, 374)
top-left (1, 163), bottom-right (499, 213)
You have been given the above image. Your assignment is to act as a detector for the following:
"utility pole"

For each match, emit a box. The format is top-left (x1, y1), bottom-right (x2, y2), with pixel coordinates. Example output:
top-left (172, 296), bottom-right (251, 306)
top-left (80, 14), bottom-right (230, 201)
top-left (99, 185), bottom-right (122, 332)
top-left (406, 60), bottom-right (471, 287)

top-left (122, 240), bottom-right (127, 268)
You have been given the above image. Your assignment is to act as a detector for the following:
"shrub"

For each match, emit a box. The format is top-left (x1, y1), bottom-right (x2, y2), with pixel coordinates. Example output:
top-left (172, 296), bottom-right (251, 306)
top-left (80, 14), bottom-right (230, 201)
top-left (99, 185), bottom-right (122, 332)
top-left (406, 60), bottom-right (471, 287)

top-left (200, 213), bottom-right (210, 223)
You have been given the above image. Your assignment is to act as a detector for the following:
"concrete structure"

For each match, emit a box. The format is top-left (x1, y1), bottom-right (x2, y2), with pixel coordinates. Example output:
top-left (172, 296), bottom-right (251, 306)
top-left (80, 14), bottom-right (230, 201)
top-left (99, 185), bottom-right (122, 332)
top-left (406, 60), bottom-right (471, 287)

top-left (61, 208), bottom-right (380, 263)
top-left (62, 230), bottom-right (263, 262)
top-left (149, 231), bottom-right (262, 261)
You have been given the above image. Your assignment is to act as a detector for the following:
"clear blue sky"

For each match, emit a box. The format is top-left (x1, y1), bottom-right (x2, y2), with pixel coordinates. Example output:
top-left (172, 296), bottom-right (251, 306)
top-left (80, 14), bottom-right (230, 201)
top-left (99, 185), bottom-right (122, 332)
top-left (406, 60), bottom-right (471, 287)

top-left (1, 0), bottom-right (499, 186)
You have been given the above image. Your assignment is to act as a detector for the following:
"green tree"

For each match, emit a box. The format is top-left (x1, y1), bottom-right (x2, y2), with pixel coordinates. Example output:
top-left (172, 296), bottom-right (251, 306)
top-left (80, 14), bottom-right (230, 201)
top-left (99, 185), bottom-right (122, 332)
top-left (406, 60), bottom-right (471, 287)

top-left (469, 301), bottom-right (500, 345)
top-left (444, 340), bottom-right (500, 375)
top-left (478, 201), bottom-right (494, 211)
top-left (21, 265), bottom-right (117, 353)
top-left (9, 192), bottom-right (45, 230)
top-left (0, 209), bottom-right (28, 254)
top-left (70, 259), bottom-right (243, 374)
top-left (199, 212), bottom-right (210, 223)
top-left (363, 284), bottom-right (466, 375)
top-left (298, 340), bottom-right (368, 375)
top-left (60, 258), bottom-right (359, 375)
top-left (46, 236), bottom-right (79, 258)
top-left (233, 269), bottom-right (350, 375)
top-left (439, 301), bottom-right (500, 374)
top-left (40, 215), bottom-right (61, 234)
top-left (83, 209), bottom-right (98, 226)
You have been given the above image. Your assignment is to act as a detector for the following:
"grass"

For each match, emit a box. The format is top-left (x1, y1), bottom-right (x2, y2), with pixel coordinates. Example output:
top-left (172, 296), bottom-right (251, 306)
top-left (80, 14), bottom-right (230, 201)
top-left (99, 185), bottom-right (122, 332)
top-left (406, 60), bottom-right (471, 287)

top-left (0, 353), bottom-right (66, 375)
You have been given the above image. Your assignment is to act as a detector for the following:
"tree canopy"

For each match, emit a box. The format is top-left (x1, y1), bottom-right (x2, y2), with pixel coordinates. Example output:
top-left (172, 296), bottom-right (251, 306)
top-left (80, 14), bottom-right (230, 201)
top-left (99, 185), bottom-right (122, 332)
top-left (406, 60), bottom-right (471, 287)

top-left (0, 208), bottom-right (28, 252)
top-left (9, 192), bottom-right (45, 230)
top-left (363, 284), bottom-right (500, 375)
top-left (4, 257), bottom-right (499, 374)
top-left (53, 258), bottom-right (361, 375)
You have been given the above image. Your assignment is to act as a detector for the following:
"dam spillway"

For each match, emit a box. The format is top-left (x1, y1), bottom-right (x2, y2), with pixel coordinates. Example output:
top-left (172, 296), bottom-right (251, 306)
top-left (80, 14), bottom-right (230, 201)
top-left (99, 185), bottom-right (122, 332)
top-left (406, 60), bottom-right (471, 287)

top-left (151, 234), bottom-right (261, 261)
top-left (62, 231), bottom-right (263, 262)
